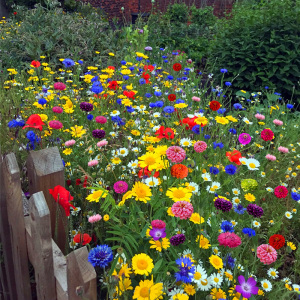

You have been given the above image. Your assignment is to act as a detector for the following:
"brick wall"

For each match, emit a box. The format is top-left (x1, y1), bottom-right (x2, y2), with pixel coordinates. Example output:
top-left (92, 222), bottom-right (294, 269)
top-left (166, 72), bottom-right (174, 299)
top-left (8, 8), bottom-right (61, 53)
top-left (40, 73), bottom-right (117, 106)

top-left (77, 0), bottom-right (234, 21)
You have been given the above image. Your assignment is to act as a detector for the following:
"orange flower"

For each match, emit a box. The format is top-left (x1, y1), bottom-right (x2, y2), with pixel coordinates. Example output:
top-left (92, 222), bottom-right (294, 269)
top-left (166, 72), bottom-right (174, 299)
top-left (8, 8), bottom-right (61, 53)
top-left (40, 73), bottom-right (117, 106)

top-left (171, 164), bottom-right (188, 179)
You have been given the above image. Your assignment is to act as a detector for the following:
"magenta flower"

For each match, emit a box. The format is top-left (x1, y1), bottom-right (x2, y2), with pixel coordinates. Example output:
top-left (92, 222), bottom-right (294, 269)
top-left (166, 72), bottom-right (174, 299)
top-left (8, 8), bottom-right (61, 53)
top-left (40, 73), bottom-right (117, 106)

top-left (238, 133), bottom-right (251, 145)
top-left (49, 120), bottom-right (63, 129)
top-left (149, 227), bottom-right (166, 240)
top-left (236, 275), bottom-right (259, 299)
top-left (113, 181), bottom-right (128, 194)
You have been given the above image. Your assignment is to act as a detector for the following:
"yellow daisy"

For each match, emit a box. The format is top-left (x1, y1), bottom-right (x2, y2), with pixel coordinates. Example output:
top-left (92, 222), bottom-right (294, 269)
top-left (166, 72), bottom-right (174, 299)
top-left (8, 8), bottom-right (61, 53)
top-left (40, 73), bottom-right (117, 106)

top-left (166, 187), bottom-right (192, 202)
top-left (132, 253), bottom-right (154, 276)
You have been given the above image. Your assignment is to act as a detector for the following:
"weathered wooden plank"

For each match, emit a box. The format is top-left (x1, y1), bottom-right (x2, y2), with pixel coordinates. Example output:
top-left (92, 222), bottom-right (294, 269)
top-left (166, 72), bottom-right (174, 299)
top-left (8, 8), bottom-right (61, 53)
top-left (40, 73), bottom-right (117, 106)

top-left (67, 247), bottom-right (97, 300)
top-left (2, 153), bottom-right (32, 300)
top-left (28, 192), bottom-right (56, 300)
top-left (27, 147), bottom-right (67, 254)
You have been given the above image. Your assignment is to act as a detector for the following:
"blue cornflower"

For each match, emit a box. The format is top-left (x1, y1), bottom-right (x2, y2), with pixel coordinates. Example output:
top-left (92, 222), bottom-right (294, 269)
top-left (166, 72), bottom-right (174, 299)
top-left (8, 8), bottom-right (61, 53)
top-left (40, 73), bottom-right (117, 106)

top-left (221, 221), bottom-right (235, 232)
top-left (78, 60), bottom-right (83, 65)
top-left (213, 142), bottom-right (224, 149)
top-left (87, 114), bottom-right (94, 121)
top-left (90, 83), bottom-right (103, 94)
top-left (234, 204), bottom-right (246, 215)
top-left (204, 134), bottom-right (211, 139)
top-left (62, 58), bottom-right (75, 68)
top-left (225, 164), bottom-right (237, 175)
top-left (229, 128), bottom-right (237, 134)
top-left (126, 106), bottom-right (135, 113)
top-left (122, 85), bottom-right (127, 90)
top-left (224, 254), bottom-right (236, 269)
top-left (160, 48), bottom-right (165, 51)
top-left (242, 227), bottom-right (256, 237)
top-left (88, 244), bottom-right (113, 268)
top-left (155, 101), bottom-right (164, 108)
top-left (175, 256), bottom-right (195, 283)
top-left (274, 92), bottom-right (281, 96)
top-left (209, 167), bottom-right (219, 175)
top-left (8, 120), bottom-right (18, 128)
top-left (164, 59), bottom-right (168, 63)
top-left (129, 66), bottom-right (135, 71)
top-left (91, 76), bottom-right (98, 83)
top-left (162, 55), bottom-right (168, 59)
top-left (287, 104), bottom-right (294, 109)
top-left (154, 91), bottom-right (162, 97)
top-left (172, 51), bottom-right (179, 55)
top-left (217, 108), bottom-right (226, 114)
top-left (182, 76), bottom-right (188, 81)
top-left (175, 99), bottom-right (185, 104)
top-left (111, 116), bottom-right (125, 126)
top-left (220, 68), bottom-right (228, 73)
top-left (233, 103), bottom-right (243, 110)
top-left (149, 103), bottom-right (157, 108)
top-left (26, 131), bottom-right (36, 141)
top-left (177, 78), bottom-right (182, 81)
top-left (199, 109), bottom-right (204, 113)
top-left (225, 81), bottom-right (231, 86)
top-left (163, 106), bottom-right (175, 114)
top-left (136, 57), bottom-right (143, 61)
top-left (191, 125), bottom-right (200, 135)
top-left (265, 86), bottom-right (269, 89)
top-left (123, 75), bottom-right (129, 80)
top-left (291, 192), bottom-right (300, 201)
top-left (167, 75), bottom-right (174, 80)
top-left (145, 93), bottom-right (152, 98)
top-left (139, 78), bottom-right (146, 85)
top-left (38, 98), bottom-right (47, 105)
top-left (121, 60), bottom-right (127, 65)
top-left (116, 98), bottom-right (122, 105)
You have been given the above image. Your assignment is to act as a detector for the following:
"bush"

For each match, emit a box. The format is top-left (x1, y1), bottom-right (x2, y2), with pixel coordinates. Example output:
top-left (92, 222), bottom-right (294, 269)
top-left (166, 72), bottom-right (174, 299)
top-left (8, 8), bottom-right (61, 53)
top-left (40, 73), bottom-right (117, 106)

top-left (209, 0), bottom-right (300, 101)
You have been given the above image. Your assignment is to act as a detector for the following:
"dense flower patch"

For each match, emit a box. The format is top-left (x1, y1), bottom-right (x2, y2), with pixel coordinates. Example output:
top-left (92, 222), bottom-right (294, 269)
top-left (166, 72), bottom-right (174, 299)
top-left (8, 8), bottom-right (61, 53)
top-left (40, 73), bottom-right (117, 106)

top-left (5, 51), bottom-right (300, 299)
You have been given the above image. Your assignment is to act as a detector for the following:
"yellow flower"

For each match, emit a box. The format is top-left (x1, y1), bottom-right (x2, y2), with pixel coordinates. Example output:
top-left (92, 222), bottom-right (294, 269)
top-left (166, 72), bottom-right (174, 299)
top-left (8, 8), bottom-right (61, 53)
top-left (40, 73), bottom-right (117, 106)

top-left (111, 157), bottom-right (122, 165)
top-left (86, 190), bottom-right (108, 202)
top-left (167, 207), bottom-right (175, 217)
top-left (149, 238), bottom-right (170, 252)
top-left (189, 213), bottom-right (204, 224)
top-left (166, 187), bottom-right (192, 202)
top-left (108, 52), bottom-right (115, 56)
top-left (226, 115), bottom-right (238, 122)
top-left (38, 114), bottom-right (48, 122)
top-left (116, 277), bottom-right (133, 295)
top-left (287, 241), bottom-right (296, 250)
top-left (103, 214), bottom-right (109, 221)
top-left (196, 235), bottom-right (211, 249)
top-left (244, 193), bottom-right (256, 202)
top-left (184, 284), bottom-right (196, 296)
top-left (70, 125), bottom-right (86, 138)
top-left (172, 294), bottom-right (189, 300)
top-left (133, 278), bottom-right (163, 300)
top-left (194, 116), bottom-right (208, 126)
top-left (174, 103), bottom-right (188, 109)
top-left (209, 255), bottom-right (223, 269)
top-left (215, 116), bottom-right (229, 125)
top-left (138, 152), bottom-right (161, 171)
top-left (131, 182), bottom-right (152, 203)
top-left (210, 288), bottom-right (226, 300)
top-left (132, 253), bottom-right (154, 276)
top-left (63, 148), bottom-right (72, 155)
top-left (112, 264), bottom-right (132, 278)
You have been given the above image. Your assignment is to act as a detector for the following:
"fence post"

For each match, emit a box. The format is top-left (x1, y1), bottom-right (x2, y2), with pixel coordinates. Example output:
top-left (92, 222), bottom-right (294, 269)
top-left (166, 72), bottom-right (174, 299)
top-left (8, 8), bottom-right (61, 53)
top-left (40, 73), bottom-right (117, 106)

top-left (1, 153), bottom-right (32, 300)
top-left (27, 192), bottom-right (56, 300)
top-left (67, 247), bottom-right (97, 300)
top-left (27, 147), bottom-right (67, 254)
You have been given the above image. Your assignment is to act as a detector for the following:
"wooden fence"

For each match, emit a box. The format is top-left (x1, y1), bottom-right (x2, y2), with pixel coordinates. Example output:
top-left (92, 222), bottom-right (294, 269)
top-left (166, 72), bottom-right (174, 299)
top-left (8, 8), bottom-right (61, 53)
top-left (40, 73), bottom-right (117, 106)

top-left (0, 147), bottom-right (97, 300)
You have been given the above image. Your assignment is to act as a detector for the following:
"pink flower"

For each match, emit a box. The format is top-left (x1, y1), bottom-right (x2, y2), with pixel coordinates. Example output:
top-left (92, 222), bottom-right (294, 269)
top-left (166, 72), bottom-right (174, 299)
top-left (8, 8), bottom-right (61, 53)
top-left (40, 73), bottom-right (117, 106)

top-left (88, 214), bottom-right (102, 223)
top-left (49, 120), bottom-right (63, 129)
top-left (53, 82), bottom-right (66, 91)
top-left (265, 154), bottom-right (276, 161)
top-left (151, 220), bottom-right (166, 229)
top-left (238, 133), bottom-right (251, 145)
top-left (261, 129), bottom-right (274, 141)
top-left (88, 160), bottom-right (98, 167)
top-left (95, 116), bottom-right (107, 124)
top-left (218, 232), bottom-right (241, 248)
top-left (274, 186), bottom-right (288, 199)
top-left (97, 140), bottom-right (108, 147)
top-left (171, 201), bottom-right (193, 220)
top-left (273, 119), bottom-right (283, 126)
top-left (52, 106), bottom-right (63, 114)
top-left (65, 139), bottom-right (76, 147)
top-left (257, 244), bottom-right (277, 265)
top-left (278, 146), bottom-right (289, 153)
top-left (255, 113), bottom-right (265, 120)
top-left (192, 96), bottom-right (201, 102)
top-left (166, 146), bottom-right (186, 163)
top-left (113, 181), bottom-right (128, 194)
top-left (194, 141), bottom-right (207, 153)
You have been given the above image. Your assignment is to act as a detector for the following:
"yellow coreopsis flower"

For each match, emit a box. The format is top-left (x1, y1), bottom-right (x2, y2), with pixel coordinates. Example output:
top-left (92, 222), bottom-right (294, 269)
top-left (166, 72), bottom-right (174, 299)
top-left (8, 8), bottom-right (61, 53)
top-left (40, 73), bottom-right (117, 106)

top-left (70, 125), bottom-right (86, 138)
top-left (215, 116), bottom-right (229, 125)
top-left (196, 235), bottom-right (211, 249)
top-left (209, 255), bottom-right (223, 269)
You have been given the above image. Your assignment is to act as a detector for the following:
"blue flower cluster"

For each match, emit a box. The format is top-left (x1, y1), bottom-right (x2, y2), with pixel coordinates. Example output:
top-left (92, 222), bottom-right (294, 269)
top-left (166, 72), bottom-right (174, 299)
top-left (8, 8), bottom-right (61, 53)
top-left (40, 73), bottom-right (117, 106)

top-left (175, 256), bottom-right (195, 283)
top-left (8, 119), bottom-right (25, 128)
top-left (88, 244), bottom-right (113, 268)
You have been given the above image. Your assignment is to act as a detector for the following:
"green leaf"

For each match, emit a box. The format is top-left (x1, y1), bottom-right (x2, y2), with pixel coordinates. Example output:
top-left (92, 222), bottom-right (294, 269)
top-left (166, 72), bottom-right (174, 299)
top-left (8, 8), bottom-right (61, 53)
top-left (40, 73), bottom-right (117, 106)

top-left (153, 258), bottom-right (164, 272)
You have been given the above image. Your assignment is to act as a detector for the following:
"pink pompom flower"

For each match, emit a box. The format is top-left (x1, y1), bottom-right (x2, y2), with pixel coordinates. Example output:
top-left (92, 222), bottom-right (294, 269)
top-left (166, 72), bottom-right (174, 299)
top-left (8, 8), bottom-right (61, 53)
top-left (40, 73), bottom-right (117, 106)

top-left (194, 141), bottom-right (207, 153)
top-left (218, 232), bottom-right (242, 248)
top-left (151, 220), bottom-right (166, 229)
top-left (171, 201), bottom-right (194, 220)
top-left (52, 106), bottom-right (63, 114)
top-left (95, 116), bottom-right (107, 124)
top-left (192, 96), bottom-right (201, 102)
top-left (255, 113), bottom-right (265, 120)
top-left (265, 154), bottom-right (276, 161)
top-left (166, 146), bottom-right (186, 163)
top-left (88, 214), bottom-right (102, 223)
top-left (274, 186), bottom-right (288, 199)
top-left (238, 133), bottom-right (251, 145)
top-left (49, 120), bottom-right (63, 130)
top-left (88, 160), bottom-right (98, 167)
top-left (278, 146), bottom-right (289, 153)
top-left (53, 82), bottom-right (66, 91)
top-left (261, 129), bottom-right (274, 141)
top-left (273, 119), bottom-right (283, 126)
top-left (65, 139), bottom-right (76, 147)
top-left (97, 140), bottom-right (108, 147)
top-left (113, 181), bottom-right (128, 194)
top-left (257, 244), bottom-right (277, 265)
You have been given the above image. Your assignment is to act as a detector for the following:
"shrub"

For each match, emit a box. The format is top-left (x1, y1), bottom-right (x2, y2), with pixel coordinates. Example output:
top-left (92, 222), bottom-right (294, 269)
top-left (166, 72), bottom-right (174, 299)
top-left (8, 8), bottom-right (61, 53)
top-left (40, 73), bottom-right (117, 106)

top-left (209, 0), bottom-right (300, 101)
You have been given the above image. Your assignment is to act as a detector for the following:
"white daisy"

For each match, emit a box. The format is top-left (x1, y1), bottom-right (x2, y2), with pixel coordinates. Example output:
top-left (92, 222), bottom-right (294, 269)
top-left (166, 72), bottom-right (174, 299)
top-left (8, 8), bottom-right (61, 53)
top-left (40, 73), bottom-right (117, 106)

top-left (261, 279), bottom-right (272, 292)
top-left (110, 110), bottom-right (120, 116)
top-left (180, 138), bottom-right (192, 147)
top-left (267, 268), bottom-right (279, 279)
top-left (246, 158), bottom-right (260, 170)
top-left (197, 278), bottom-right (212, 291)
top-left (239, 157), bottom-right (248, 165)
top-left (253, 220), bottom-right (261, 228)
top-left (118, 148), bottom-right (129, 157)
top-left (231, 220), bottom-right (238, 227)
top-left (127, 160), bottom-right (139, 169)
top-left (212, 247), bottom-right (220, 256)
top-left (285, 211), bottom-right (293, 219)
top-left (232, 197), bottom-right (241, 205)
top-left (282, 277), bottom-right (292, 285)
top-left (144, 177), bottom-right (160, 187)
top-left (153, 112), bottom-right (161, 118)
top-left (237, 264), bottom-right (244, 272)
top-left (232, 188), bottom-right (240, 195)
top-left (243, 117), bottom-right (253, 125)
top-left (293, 284), bottom-right (300, 292)
top-left (202, 173), bottom-right (212, 182)
top-left (186, 182), bottom-right (199, 194)
top-left (209, 273), bottom-right (223, 288)
top-left (266, 187), bottom-right (274, 192)
top-left (206, 181), bottom-right (221, 193)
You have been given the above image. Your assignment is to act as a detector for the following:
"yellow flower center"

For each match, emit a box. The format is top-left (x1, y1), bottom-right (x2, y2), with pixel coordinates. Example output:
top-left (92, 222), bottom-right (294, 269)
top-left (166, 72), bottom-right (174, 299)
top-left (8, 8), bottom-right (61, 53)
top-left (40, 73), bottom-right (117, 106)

top-left (137, 259), bottom-right (148, 270)
top-left (140, 287), bottom-right (150, 297)
top-left (271, 271), bottom-right (276, 276)
top-left (173, 190), bottom-right (186, 199)
top-left (214, 278), bottom-right (219, 283)
top-left (135, 188), bottom-right (147, 198)
top-left (144, 156), bottom-right (156, 166)
top-left (249, 163), bottom-right (256, 168)
top-left (263, 282), bottom-right (268, 288)
top-left (201, 279), bottom-right (208, 286)
top-left (194, 272), bottom-right (202, 280)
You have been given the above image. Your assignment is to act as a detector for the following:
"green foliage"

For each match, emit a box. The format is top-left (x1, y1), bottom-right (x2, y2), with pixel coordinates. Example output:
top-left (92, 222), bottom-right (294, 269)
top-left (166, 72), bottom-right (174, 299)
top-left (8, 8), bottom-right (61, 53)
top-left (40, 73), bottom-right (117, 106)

top-left (209, 0), bottom-right (300, 101)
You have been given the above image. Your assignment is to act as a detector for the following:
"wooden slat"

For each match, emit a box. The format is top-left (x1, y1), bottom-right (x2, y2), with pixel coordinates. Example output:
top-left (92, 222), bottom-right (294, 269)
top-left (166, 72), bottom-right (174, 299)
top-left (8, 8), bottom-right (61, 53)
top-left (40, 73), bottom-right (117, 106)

top-left (27, 147), bottom-right (67, 254)
top-left (2, 153), bottom-right (32, 300)
top-left (27, 192), bottom-right (56, 300)
top-left (67, 247), bottom-right (97, 300)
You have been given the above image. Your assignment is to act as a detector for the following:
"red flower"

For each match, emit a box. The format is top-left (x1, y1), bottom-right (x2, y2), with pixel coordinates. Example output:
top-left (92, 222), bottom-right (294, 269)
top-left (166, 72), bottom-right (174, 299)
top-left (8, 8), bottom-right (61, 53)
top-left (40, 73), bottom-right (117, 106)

top-left (209, 100), bottom-right (221, 111)
top-left (123, 91), bottom-right (135, 99)
top-left (49, 185), bottom-right (75, 217)
top-left (269, 234), bottom-right (285, 250)
top-left (22, 114), bottom-right (45, 131)
top-left (31, 60), bottom-right (41, 68)
top-left (155, 126), bottom-right (174, 140)
top-left (108, 66), bottom-right (115, 70)
top-left (173, 63), bottom-right (182, 72)
top-left (171, 164), bottom-right (189, 179)
top-left (75, 178), bottom-right (81, 186)
top-left (83, 176), bottom-right (88, 188)
top-left (274, 186), bottom-right (288, 199)
top-left (261, 129), bottom-right (274, 141)
top-left (226, 150), bottom-right (243, 165)
top-left (138, 166), bottom-right (159, 178)
top-left (168, 94), bottom-right (176, 102)
top-left (66, 179), bottom-right (72, 186)
top-left (144, 65), bottom-right (155, 72)
top-left (108, 80), bottom-right (118, 90)
top-left (73, 233), bottom-right (92, 246)
top-left (13, 12), bottom-right (17, 15)
top-left (142, 72), bottom-right (150, 83)
top-left (180, 116), bottom-right (199, 130)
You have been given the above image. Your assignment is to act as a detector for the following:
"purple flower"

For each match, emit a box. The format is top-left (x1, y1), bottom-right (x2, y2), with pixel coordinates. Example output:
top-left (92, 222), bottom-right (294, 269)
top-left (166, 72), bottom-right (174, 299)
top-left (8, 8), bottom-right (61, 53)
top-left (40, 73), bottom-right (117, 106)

top-left (80, 102), bottom-right (93, 112)
top-left (247, 203), bottom-right (264, 218)
top-left (235, 275), bottom-right (259, 299)
top-left (149, 227), bottom-right (166, 240)
top-left (214, 197), bottom-right (232, 212)
top-left (238, 133), bottom-right (251, 145)
top-left (170, 234), bottom-right (186, 246)
top-left (92, 129), bottom-right (106, 139)
top-left (144, 46), bottom-right (153, 51)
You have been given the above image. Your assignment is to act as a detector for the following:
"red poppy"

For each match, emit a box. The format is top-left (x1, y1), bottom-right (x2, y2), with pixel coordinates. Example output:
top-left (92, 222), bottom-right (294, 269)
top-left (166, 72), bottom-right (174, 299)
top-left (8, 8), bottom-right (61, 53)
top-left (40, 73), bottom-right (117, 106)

top-left (73, 233), bottom-right (92, 246)
top-left (226, 150), bottom-right (243, 165)
top-left (123, 91), bottom-right (135, 99)
top-left (138, 166), bottom-right (159, 178)
top-left (180, 116), bottom-right (199, 130)
top-left (209, 100), bottom-right (221, 111)
top-left (142, 72), bottom-right (150, 83)
top-left (269, 234), bottom-right (285, 250)
top-left (31, 60), bottom-right (41, 68)
top-left (144, 65), bottom-right (155, 72)
top-left (108, 66), bottom-right (115, 70)
top-left (155, 126), bottom-right (174, 140)
top-left (173, 63), bottom-right (182, 72)
top-left (168, 94), bottom-right (176, 102)
top-left (108, 80), bottom-right (118, 90)
top-left (49, 185), bottom-right (75, 217)
top-left (13, 12), bottom-right (17, 15)
top-left (22, 114), bottom-right (45, 131)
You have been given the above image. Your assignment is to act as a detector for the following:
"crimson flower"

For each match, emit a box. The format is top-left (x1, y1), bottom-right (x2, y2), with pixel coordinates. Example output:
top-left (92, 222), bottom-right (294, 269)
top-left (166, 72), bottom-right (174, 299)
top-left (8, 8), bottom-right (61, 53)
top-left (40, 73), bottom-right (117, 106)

top-left (123, 91), bottom-right (135, 99)
top-left (155, 126), bottom-right (174, 140)
top-left (31, 60), bottom-right (41, 68)
top-left (269, 234), bottom-right (285, 250)
top-left (168, 94), bottom-right (176, 102)
top-left (108, 80), bottom-right (118, 90)
top-left (209, 100), bottom-right (221, 111)
top-left (142, 72), bottom-right (150, 83)
top-left (138, 166), bottom-right (159, 178)
top-left (73, 233), bottom-right (92, 246)
top-left (144, 65), bottom-right (155, 72)
top-left (226, 150), bottom-right (243, 165)
top-left (22, 114), bottom-right (45, 131)
top-left (173, 63), bottom-right (182, 71)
